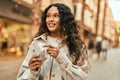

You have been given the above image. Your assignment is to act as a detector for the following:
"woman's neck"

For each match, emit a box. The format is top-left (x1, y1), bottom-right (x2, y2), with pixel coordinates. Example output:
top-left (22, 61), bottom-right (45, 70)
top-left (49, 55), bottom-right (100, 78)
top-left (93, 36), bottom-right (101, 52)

top-left (50, 32), bottom-right (60, 38)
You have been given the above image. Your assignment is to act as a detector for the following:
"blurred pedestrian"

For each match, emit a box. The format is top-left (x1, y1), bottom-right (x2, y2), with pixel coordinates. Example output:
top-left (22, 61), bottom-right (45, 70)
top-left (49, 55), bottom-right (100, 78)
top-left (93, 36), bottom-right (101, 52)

top-left (16, 28), bottom-right (29, 55)
top-left (96, 41), bottom-right (101, 59)
top-left (88, 39), bottom-right (94, 58)
top-left (17, 3), bottom-right (90, 80)
top-left (101, 38), bottom-right (109, 60)
top-left (1, 37), bottom-right (8, 56)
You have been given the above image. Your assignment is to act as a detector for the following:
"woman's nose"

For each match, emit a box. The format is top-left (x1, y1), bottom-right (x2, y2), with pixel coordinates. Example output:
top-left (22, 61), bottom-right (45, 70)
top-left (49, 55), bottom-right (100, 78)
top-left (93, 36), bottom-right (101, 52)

top-left (49, 17), bottom-right (54, 21)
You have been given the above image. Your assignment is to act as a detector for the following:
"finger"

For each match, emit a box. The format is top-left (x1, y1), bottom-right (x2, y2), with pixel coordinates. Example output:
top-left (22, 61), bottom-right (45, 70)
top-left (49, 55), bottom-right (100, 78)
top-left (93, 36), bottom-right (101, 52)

top-left (30, 55), bottom-right (39, 61)
top-left (29, 57), bottom-right (41, 64)
top-left (30, 61), bottom-right (43, 67)
top-left (29, 59), bottom-right (43, 71)
top-left (47, 47), bottom-right (58, 51)
top-left (50, 52), bottom-right (58, 58)
top-left (29, 58), bottom-right (38, 64)
top-left (43, 44), bottom-right (55, 48)
top-left (47, 50), bottom-right (52, 55)
top-left (30, 64), bottom-right (41, 71)
top-left (47, 49), bottom-right (57, 54)
top-left (47, 48), bottom-right (59, 54)
top-left (47, 50), bottom-right (57, 57)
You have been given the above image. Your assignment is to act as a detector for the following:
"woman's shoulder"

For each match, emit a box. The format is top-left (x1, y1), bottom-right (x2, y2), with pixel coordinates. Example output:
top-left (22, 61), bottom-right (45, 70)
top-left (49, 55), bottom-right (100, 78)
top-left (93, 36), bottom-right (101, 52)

top-left (33, 33), bottom-right (47, 40)
top-left (29, 33), bottom-right (47, 46)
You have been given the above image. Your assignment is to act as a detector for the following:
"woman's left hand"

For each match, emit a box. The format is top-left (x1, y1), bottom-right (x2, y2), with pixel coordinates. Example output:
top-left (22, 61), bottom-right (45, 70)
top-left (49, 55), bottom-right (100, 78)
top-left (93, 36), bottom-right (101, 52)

top-left (43, 45), bottom-right (59, 58)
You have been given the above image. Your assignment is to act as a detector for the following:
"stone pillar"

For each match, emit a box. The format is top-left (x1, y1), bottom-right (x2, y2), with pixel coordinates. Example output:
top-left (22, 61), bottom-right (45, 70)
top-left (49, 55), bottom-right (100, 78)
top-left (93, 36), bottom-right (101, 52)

top-left (31, 0), bottom-right (41, 38)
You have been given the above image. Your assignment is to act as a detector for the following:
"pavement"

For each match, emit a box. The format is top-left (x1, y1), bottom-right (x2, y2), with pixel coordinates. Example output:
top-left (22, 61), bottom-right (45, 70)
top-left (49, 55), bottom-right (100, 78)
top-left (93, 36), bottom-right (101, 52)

top-left (88, 48), bottom-right (120, 80)
top-left (0, 48), bottom-right (120, 80)
top-left (0, 56), bottom-right (24, 80)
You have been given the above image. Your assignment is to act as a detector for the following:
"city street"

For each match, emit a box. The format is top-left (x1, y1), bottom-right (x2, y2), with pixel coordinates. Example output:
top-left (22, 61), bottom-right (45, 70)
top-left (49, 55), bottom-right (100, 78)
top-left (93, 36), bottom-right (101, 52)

top-left (0, 56), bottom-right (24, 80)
top-left (0, 48), bottom-right (120, 80)
top-left (88, 48), bottom-right (120, 80)
top-left (0, 0), bottom-right (120, 80)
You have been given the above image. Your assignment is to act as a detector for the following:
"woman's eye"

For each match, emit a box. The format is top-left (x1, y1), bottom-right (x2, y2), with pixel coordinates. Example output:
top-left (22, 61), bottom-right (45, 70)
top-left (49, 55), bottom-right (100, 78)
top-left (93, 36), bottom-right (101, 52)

top-left (46, 15), bottom-right (50, 17)
top-left (54, 15), bottom-right (59, 17)
top-left (46, 14), bottom-right (59, 18)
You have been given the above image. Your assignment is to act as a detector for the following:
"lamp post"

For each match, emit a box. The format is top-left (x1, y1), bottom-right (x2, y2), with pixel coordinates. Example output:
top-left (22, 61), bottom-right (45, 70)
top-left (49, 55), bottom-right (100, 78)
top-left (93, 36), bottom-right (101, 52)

top-left (81, 0), bottom-right (85, 23)
top-left (95, 0), bottom-right (100, 35)
top-left (102, 0), bottom-right (107, 38)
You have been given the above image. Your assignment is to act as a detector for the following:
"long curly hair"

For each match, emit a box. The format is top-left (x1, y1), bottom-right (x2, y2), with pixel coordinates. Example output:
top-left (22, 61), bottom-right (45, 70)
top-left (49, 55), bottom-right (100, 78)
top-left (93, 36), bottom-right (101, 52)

top-left (35, 3), bottom-right (88, 65)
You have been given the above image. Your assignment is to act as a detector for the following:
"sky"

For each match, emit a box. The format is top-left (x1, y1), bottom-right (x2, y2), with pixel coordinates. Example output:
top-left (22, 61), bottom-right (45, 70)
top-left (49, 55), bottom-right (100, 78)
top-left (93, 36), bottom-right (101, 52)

top-left (108, 0), bottom-right (120, 21)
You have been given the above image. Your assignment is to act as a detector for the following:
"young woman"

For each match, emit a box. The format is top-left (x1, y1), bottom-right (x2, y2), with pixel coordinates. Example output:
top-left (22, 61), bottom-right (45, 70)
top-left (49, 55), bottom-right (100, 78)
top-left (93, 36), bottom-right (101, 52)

top-left (17, 3), bottom-right (90, 80)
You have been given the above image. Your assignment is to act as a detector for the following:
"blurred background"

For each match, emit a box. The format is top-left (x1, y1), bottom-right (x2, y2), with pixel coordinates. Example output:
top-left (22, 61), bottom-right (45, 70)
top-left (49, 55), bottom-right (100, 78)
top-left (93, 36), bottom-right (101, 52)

top-left (0, 0), bottom-right (120, 80)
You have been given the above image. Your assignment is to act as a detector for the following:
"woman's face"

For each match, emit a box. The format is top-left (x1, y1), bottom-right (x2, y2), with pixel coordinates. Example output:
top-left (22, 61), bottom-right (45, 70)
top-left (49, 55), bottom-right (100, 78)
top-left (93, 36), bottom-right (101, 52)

top-left (46, 6), bottom-right (60, 33)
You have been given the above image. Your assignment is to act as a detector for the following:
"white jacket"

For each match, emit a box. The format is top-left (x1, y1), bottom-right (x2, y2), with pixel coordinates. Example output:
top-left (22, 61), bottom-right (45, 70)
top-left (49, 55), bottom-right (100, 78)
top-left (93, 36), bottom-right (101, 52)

top-left (17, 34), bottom-right (90, 80)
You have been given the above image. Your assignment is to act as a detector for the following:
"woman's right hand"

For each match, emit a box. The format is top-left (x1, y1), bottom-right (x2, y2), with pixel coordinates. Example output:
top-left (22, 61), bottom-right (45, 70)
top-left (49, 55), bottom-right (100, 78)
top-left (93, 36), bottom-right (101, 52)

top-left (29, 55), bottom-right (43, 71)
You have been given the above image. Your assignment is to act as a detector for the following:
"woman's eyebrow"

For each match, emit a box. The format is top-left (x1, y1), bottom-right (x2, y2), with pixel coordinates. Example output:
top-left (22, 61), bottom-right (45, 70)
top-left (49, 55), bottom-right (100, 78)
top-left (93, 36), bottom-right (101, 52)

top-left (47, 12), bottom-right (59, 14)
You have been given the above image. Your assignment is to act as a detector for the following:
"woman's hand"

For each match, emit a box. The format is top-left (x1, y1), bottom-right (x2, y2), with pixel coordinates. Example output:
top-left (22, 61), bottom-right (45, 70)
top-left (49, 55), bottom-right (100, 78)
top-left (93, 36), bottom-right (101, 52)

top-left (29, 55), bottom-right (43, 71)
top-left (43, 45), bottom-right (59, 58)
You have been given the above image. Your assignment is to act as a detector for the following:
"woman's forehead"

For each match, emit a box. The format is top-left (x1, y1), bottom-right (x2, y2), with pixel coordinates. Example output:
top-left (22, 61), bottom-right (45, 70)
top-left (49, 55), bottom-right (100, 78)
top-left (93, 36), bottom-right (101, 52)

top-left (47, 6), bottom-right (59, 14)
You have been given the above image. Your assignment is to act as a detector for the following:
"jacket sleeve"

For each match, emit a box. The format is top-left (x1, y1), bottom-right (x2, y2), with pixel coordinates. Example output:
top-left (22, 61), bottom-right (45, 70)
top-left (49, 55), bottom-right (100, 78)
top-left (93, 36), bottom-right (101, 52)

top-left (17, 41), bottom-right (40, 80)
top-left (55, 48), bottom-right (91, 80)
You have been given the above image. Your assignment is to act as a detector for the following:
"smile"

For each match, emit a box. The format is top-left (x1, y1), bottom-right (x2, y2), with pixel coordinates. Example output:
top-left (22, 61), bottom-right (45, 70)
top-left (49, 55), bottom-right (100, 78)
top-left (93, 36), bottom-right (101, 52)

top-left (49, 23), bottom-right (55, 27)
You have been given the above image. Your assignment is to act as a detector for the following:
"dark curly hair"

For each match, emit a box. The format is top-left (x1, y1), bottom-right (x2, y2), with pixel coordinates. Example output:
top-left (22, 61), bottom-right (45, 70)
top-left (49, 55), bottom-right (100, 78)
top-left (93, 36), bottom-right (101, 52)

top-left (35, 3), bottom-right (88, 65)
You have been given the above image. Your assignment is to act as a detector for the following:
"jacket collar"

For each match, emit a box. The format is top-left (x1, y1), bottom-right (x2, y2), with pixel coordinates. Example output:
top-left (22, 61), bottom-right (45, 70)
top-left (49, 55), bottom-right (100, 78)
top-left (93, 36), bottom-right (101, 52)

top-left (33, 33), bottom-right (47, 42)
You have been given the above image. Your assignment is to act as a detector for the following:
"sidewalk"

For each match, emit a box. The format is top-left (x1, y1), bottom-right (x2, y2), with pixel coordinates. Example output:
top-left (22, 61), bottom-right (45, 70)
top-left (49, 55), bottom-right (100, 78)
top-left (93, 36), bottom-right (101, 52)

top-left (0, 56), bottom-right (24, 80)
top-left (88, 48), bottom-right (120, 80)
top-left (0, 48), bottom-right (120, 80)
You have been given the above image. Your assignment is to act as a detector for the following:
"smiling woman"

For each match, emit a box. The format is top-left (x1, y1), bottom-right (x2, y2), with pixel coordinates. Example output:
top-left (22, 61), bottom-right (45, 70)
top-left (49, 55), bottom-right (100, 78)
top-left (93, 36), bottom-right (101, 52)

top-left (108, 0), bottom-right (120, 21)
top-left (46, 6), bottom-right (60, 36)
top-left (17, 3), bottom-right (90, 80)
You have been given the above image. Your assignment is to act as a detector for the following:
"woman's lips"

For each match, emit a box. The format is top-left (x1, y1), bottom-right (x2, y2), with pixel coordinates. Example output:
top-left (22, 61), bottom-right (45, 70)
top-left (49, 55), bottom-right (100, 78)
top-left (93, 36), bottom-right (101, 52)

top-left (49, 23), bottom-right (55, 27)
